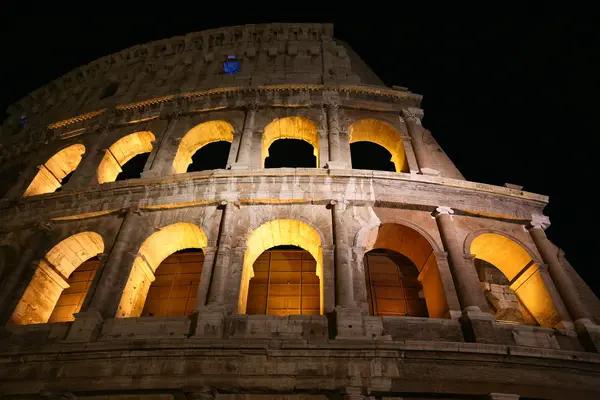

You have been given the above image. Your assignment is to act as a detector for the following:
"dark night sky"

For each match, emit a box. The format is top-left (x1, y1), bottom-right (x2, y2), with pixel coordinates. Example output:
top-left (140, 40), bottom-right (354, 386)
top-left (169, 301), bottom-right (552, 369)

top-left (1, 5), bottom-right (598, 295)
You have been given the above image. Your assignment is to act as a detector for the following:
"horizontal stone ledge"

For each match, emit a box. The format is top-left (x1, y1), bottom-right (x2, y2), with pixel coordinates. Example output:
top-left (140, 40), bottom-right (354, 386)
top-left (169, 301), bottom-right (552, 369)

top-left (2, 337), bottom-right (599, 364)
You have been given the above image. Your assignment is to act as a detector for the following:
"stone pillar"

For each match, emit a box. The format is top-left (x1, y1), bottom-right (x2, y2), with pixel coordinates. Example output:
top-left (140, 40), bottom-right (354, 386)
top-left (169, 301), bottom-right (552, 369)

top-left (331, 199), bottom-right (354, 307)
top-left (433, 206), bottom-right (495, 343)
top-left (331, 199), bottom-right (368, 339)
top-left (231, 104), bottom-right (257, 169)
top-left (528, 214), bottom-right (600, 351)
top-left (141, 113), bottom-right (178, 178)
top-left (85, 208), bottom-right (141, 318)
top-left (194, 246), bottom-right (217, 310)
top-left (325, 103), bottom-right (346, 169)
top-left (400, 135), bottom-right (420, 174)
top-left (401, 108), bottom-right (439, 176)
top-left (194, 201), bottom-right (239, 338)
top-left (206, 201), bottom-right (238, 307)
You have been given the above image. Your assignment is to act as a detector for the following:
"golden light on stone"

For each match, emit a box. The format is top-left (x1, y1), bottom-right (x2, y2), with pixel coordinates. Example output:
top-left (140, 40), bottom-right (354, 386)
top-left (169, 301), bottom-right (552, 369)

top-left (116, 222), bottom-right (208, 318)
top-left (23, 144), bottom-right (86, 197)
top-left (10, 232), bottom-right (104, 325)
top-left (349, 119), bottom-right (408, 172)
top-left (261, 117), bottom-right (319, 167)
top-left (97, 131), bottom-right (155, 184)
top-left (239, 219), bottom-right (323, 315)
top-left (173, 120), bottom-right (234, 174)
top-left (363, 223), bottom-right (447, 318)
top-left (471, 233), bottom-right (561, 327)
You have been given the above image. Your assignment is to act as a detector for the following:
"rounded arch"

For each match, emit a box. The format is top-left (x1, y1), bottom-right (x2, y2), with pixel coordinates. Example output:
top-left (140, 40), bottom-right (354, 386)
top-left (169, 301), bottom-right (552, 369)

top-left (10, 231), bottom-right (104, 325)
top-left (173, 120), bottom-right (234, 173)
top-left (23, 144), bottom-right (86, 197)
top-left (117, 222), bottom-right (208, 318)
top-left (360, 223), bottom-right (448, 318)
top-left (261, 117), bottom-right (319, 167)
top-left (349, 119), bottom-right (408, 173)
top-left (469, 231), bottom-right (561, 327)
top-left (97, 131), bottom-right (155, 183)
top-left (239, 219), bottom-right (323, 315)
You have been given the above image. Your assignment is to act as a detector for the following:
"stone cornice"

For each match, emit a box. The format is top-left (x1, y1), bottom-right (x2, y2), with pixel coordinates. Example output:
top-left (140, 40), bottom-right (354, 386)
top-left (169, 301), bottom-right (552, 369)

top-left (0, 169), bottom-right (548, 232)
top-left (43, 85), bottom-right (419, 129)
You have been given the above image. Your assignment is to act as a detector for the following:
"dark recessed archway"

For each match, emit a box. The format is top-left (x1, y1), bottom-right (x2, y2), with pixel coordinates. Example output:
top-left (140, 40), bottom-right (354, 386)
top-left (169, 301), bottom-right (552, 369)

top-left (350, 141), bottom-right (396, 172)
top-left (115, 152), bottom-right (150, 181)
top-left (187, 141), bottom-right (231, 172)
top-left (264, 139), bottom-right (317, 168)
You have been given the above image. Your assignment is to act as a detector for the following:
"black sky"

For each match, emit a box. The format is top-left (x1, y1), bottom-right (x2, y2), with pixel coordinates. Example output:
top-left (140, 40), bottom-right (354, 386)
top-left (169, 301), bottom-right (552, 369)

top-left (1, 4), bottom-right (598, 295)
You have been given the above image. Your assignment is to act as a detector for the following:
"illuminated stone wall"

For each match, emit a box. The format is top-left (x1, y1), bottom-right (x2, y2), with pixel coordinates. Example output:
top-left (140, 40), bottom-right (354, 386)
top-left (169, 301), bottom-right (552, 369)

top-left (0, 23), bottom-right (599, 400)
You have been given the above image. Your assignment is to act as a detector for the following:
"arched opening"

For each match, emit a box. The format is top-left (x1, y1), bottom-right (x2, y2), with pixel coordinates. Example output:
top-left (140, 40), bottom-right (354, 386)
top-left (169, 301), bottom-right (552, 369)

top-left (187, 141), bottom-right (231, 172)
top-left (10, 232), bottom-right (104, 325)
top-left (23, 144), bottom-right (86, 197)
top-left (349, 119), bottom-right (408, 173)
top-left (363, 223), bottom-right (446, 318)
top-left (262, 117), bottom-right (319, 168)
top-left (240, 219), bottom-right (323, 315)
top-left (97, 131), bottom-right (155, 184)
top-left (350, 141), bottom-right (396, 172)
top-left (264, 139), bottom-right (317, 168)
top-left (173, 120), bottom-right (233, 174)
top-left (470, 233), bottom-right (561, 327)
top-left (117, 222), bottom-right (207, 318)
top-left (141, 248), bottom-right (204, 317)
top-left (247, 245), bottom-right (320, 316)
top-left (364, 249), bottom-right (428, 317)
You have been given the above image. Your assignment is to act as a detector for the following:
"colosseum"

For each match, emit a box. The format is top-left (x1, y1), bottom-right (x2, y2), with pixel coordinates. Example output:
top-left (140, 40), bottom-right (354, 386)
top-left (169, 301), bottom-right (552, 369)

top-left (0, 23), bottom-right (599, 400)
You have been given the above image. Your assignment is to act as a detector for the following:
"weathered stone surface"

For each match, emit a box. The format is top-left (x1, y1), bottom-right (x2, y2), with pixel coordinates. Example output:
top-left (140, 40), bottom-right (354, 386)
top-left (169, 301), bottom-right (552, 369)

top-left (0, 22), bottom-right (599, 399)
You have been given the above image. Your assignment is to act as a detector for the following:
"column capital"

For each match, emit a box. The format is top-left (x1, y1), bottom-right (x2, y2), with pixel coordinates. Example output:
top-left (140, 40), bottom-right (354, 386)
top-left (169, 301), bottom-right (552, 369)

top-left (401, 107), bottom-right (424, 124)
top-left (244, 102), bottom-right (260, 112)
top-left (34, 220), bottom-right (55, 233)
top-left (528, 214), bottom-right (551, 230)
top-left (432, 206), bottom-right (454, 218)
top-left (324, 101), bottom-right (340, 111)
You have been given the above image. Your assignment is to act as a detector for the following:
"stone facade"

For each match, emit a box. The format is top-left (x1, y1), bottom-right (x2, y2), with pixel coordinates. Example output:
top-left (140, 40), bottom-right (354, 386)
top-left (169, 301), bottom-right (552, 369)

top-left (0, 23), bottom-right (599, 399)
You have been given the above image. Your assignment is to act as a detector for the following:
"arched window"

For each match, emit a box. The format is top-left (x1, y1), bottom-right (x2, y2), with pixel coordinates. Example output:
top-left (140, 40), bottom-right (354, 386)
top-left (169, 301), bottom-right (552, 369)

top-left (187, 141), bottom-right (231, 172)
top-left (362, 223), bottom-right (446, 318)
top-left (364, 249), bottom-right (428, 317)
top-left (350, 141), bottom-right (396, 172)
top-left (117, 223), bottom-right (207, 318)
top-left (470, 233), bottom-right (560, 327)
top-left (349, 120), bottom-right (408, 173)
top-left (10, 232), bottom-right (104, 325)
top-left (247, 245), bottom-right (320, 316)
top-left (474, 258), bottom-right (537, 325)
top-left (262, 117), bottom-right (319, 168)
top-left (240, 219), bottom-right (323, 315)
top-left (173, 121), bottom-right (233, 174)
top-left (97, 131), bottom-right (155, 184)
top-left (23, 144), bottom-right (86, 197)
top-left (264, 139), bottom-right (317, 168)
top-left (141, 248), bottom-right (204, 317)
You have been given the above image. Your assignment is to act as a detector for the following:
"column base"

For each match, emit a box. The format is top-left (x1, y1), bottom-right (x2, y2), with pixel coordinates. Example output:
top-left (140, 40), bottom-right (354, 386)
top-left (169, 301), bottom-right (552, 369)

top-left (230, 163), bottom-right (250, 170)
top-left (574, 318), bottom-right (600, 352)
top-left (459, 307), bottom-right (496, 343)
top-left (334, 306), bottom-right (391, 341)
top-left (140, 170), bottom-right (160, 178)
top-left (64, 310), bottom-right (103, 342)
top-left (191, 306), bottom-right (227, 339)
top-left (420, 167), bottom-right (441, 176)
top-left (325, 161), bottom-right (348, 169)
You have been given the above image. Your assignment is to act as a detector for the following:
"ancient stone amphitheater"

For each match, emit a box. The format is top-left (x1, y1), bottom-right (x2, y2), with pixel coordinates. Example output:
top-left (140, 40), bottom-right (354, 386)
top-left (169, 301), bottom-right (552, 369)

top-left (0, 23), bottom-right (599, 400)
